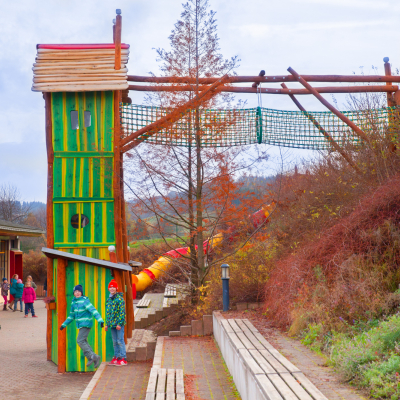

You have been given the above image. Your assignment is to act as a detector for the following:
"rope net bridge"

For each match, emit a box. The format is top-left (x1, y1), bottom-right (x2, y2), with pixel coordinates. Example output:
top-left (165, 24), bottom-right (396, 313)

top-left (120, 103), bottom-right (396, 150)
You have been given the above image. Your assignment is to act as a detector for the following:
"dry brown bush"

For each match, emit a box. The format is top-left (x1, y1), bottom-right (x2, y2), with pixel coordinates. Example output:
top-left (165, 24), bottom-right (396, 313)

top-left (23, 249), bottom-right (47, 283)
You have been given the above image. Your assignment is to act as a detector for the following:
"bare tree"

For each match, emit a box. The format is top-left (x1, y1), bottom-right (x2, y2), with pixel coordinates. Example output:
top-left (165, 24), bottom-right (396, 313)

top-left (0, 184), bottom-right (33, 223)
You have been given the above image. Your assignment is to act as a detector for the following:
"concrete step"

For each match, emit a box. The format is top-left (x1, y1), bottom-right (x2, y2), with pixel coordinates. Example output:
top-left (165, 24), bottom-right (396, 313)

top-left (126, 329), bottom-right (157, 362)
top-left (169, 314), bottom-right (213, 337)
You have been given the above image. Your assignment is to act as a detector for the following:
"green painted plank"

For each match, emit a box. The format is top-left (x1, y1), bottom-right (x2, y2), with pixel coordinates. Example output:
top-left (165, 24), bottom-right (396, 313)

top-left (106, 202), bottom-right (115, 243)
top-left (66, 92), bottom-right (78, 152)
top-left (65, 263), bottom-right (77, 372)
top-left (103, 91), bottom-right (114, 152)
top-left (52, 92), bottom-right (64, 152)
top-left (54, 152), bottom-right (114, 158)
top-left (84, 92), bottom-right (95, 152)
top-left (82, 202), bottom-right (91, 243)
top-left (65, 158), bottom-right (74, 198)
top-left (53, 203), bottom-right (64, 244)
top-left (53, 197), bottom-right (114, 203)
top-left (53, 158), bottom-right (63, 198)
top-left (104, 158), bottom-right (114, 198)
top-left (92, 158), bottom-right (101, 198)
top-left (54, 243), bottom-right (115, 248)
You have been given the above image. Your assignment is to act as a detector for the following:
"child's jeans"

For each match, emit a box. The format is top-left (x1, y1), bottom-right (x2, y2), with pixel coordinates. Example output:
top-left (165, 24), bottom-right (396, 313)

top-left (13, 298), bottom-right (22, 311)
top-left (111, 326), bottom-right (126, 359)
top-left (25, 302), bottom-right (35, 316)
top-left (77, 328), bottom-right (95, 360)
top-left (2, 295), bottom-right (7, 305)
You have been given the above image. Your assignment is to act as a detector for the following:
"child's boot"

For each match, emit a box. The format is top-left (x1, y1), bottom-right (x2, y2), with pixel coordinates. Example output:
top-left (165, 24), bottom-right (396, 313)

top-left (3, 304), bottom-right (7, 311)
top-left (93, 354), bottom-right (101, 369)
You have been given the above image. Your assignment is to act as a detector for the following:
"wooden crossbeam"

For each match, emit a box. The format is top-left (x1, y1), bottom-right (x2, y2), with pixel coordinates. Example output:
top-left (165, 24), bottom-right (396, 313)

top-left (128, 84), bottom-right (398, 95)
top-left (121, 75), bottom-right (228, 153)
top-left (128, 74), bottom-right (400, 84)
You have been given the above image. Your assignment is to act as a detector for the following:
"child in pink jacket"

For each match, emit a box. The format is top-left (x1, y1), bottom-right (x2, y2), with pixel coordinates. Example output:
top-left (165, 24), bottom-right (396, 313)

top-left (22, 281), bottom-right (38, 318)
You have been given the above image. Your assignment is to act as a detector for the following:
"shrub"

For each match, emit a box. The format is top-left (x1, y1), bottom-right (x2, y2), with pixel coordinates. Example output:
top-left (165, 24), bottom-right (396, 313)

top-left (23, 250), bottom-right (47, 283)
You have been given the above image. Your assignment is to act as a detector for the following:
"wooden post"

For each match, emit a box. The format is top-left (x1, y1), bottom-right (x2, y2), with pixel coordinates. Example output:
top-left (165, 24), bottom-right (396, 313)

top-left (114, 10), bottom-right (122, 70)
top-left (288, 67), bottom-right (371, 146)
top-left (44, 92), bottom-right (54, 361)
top-left (57, 258), bottom-right (67, 373)
top-left (113, 18), bottom-right (116, 44)
top-left (384, 57), bottom-right (396, 108)
top-left (281, 83), bottom-right (362, 175)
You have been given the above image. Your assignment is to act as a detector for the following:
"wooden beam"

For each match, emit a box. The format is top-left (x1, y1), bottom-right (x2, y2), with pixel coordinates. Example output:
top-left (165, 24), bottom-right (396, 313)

top-left (44, 92), bottom-right (54, 361)
top-left (128, 74), bottom-right (400, 84)
top-left (119, 151), bottom-right (134, 337)
top-left (288, 67), bottom-right (371, 145)
top-left (114, 10), bottom-right (122, 70)
top-left (128, 84), bottom-right (398, 94)
top-left (121, 75), bottom-right (228, 152)
top-left (113, 90), bottom-right (124, 263)
top-left (281, 83), bottom-right (362, 175)
top-left (57, 258), bottom-right (67, 373)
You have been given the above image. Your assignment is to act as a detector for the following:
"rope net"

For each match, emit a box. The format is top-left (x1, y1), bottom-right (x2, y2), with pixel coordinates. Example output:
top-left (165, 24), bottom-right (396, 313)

top-left (121, 103), bottom-right (396, 150)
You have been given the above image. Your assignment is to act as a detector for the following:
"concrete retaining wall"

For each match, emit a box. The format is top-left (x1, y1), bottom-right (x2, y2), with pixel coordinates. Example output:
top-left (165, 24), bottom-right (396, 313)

top-left (213, 311), bottom-right (266, 400)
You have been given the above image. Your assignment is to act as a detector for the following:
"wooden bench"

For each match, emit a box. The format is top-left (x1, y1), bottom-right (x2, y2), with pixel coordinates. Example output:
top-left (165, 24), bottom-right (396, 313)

top-left (137, 299), bottom-right (151, 308)
top-left (164, 285), bottom-right (177, 298)
top-left (217, 316), bottom-right (329, 400)
top-left (146, 367), bottom-right (185, 400)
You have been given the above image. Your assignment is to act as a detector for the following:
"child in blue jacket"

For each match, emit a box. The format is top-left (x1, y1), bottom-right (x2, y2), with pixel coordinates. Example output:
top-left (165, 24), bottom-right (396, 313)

top-left (60, 284), bottom-right (104, 369)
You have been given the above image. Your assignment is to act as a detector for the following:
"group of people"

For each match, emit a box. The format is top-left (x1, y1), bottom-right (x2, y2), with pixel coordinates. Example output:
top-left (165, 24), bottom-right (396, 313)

top-left (1, 274), bottom-right (127, 367)
top-left (60, 278), bottom-right (127, 368)
top-left (1, 274), bottom-right (38, 317)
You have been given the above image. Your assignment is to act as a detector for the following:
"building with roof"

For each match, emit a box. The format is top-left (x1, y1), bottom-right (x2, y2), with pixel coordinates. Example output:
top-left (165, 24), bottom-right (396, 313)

top-left (0, 219), bottom-right (45, 304)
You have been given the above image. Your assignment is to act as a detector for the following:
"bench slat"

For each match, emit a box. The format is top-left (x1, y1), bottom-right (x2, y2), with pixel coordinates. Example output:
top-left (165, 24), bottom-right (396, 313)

top-left (268, 373), bottom-right (300, 400)
top-left (255, 374), bottom-right (284, 400)
top-left (292, 373), bottom-right (329, 400)
top-left (249, 349), bottom-right (277, 374)
top-left (227, 331), bottom-right (246, 350)
top-left (145, 393), bottom-right (155, 400)
top-left (166, 369), bottom-right (175, 394)
top-left (227, 319), bottom-right (242, 333)
top-left (242, 318), bottom-right (259, 333)
top-left (280, 373), bottom-right (313, 400)
top-left (259, 349), bottom-right (289, 374)
top-left (176, 394), bottom-right (185, 400)
top-left (176, 369), bottom-right (185, 394)
top-left (242, 329), bottom-right (267, 351)
top-left (221, 319), bottom-right (235, 333)
top-left (155, 393), bottom-right (165, 400)
top-left (268, 349), bottom-right (301, 374)
top-left (156, 369), bottom-right (167, 393)
top-left (147, 368), bottom-right (159, 393)
top-left (238, 348), bottom-right (265, 375)
top-left (236, 331), bottom-right (256, 350)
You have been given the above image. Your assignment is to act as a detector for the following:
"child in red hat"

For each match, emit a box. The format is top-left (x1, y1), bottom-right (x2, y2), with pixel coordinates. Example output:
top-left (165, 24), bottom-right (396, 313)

top-left (105, 279), bottom-right (127, 366)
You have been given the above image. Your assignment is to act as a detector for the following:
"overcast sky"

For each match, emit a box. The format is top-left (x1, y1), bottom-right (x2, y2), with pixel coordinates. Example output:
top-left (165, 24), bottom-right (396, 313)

top-left (0, 0), bottom-right (399, 202)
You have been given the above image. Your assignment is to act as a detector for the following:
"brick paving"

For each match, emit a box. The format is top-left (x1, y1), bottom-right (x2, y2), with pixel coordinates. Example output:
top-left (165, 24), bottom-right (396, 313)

top-left (88, 361), bottom-right (152, 400)
top-left (225, 310), bottom-right (368, 400)
top-left (162, 336), bottom-right (240, 400)
top-left (0, 301), bottom-right (93, 399)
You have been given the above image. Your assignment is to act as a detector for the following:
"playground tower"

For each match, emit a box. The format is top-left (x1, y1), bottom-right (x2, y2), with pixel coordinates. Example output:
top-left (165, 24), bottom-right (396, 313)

top-left (33, 12), bottom-right (134, 372)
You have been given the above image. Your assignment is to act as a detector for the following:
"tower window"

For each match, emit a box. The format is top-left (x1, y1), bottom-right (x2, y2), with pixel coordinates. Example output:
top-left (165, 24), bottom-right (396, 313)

top-left (71, 214), bottom-right (89, 229)
top-left (84, 110), bottom-right (91, 128)
top-left (70, 110), bottom-right (79, 130)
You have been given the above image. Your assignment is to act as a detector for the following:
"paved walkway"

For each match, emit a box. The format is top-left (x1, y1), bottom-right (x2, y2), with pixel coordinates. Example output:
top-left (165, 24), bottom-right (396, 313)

top-left (225, 310), bottom-right (368, 400)
top-left (88, 361), bottom-right (152, 400)
top-left (0, 301), bottom-right (93, 399)
top-left (162, 336), bottom-right (240, 400)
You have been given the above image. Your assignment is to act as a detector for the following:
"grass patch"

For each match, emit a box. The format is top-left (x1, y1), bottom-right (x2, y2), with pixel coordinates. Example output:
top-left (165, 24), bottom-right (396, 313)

top-left (301, 314), bottom-right (400, 398)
